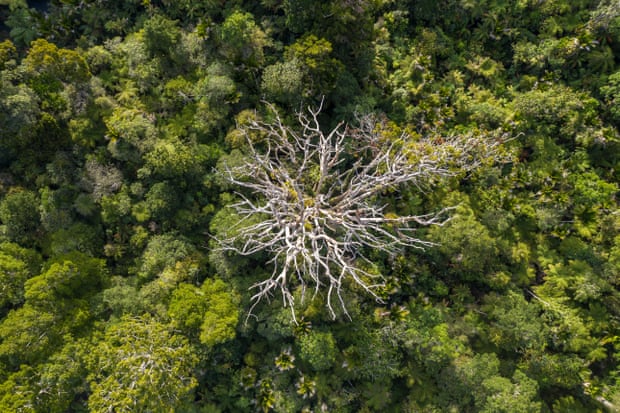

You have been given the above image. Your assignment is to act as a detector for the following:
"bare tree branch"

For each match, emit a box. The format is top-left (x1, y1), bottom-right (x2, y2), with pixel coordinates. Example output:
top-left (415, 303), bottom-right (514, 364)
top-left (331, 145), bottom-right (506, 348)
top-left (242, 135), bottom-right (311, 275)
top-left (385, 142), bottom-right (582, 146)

top-left (215, 103), bottom-right (509, 321)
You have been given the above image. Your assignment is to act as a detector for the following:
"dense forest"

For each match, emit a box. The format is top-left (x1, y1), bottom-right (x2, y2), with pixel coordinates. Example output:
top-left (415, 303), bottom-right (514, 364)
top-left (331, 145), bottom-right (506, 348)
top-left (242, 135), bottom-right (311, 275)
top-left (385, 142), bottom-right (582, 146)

top-left (0, 0), bottom-right (619, 411)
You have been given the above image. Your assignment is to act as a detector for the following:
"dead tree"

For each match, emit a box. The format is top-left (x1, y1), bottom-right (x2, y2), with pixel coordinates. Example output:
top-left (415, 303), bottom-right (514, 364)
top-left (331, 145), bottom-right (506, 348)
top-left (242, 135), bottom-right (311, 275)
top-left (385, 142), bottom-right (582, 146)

top-left (216, 102), bottom-right (508, 320)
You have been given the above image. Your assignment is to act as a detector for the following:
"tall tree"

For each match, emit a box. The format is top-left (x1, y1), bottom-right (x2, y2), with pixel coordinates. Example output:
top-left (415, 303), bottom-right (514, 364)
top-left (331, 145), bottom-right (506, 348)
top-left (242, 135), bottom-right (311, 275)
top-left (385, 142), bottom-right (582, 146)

top-left (215, 103), bottom-right (507, 319)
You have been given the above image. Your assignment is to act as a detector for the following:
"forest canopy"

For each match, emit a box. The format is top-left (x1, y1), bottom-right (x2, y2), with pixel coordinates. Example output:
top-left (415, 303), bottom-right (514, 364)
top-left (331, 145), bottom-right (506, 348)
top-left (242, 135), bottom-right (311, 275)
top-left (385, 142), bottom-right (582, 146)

top-left (0, 0), bottom-right (619, 412)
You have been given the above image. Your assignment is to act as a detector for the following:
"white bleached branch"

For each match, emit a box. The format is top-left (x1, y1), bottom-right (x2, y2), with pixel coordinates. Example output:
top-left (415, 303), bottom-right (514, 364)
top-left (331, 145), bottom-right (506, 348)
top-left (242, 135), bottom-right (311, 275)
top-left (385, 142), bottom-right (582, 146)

top-left (216, 102), bottom-right (508, 320)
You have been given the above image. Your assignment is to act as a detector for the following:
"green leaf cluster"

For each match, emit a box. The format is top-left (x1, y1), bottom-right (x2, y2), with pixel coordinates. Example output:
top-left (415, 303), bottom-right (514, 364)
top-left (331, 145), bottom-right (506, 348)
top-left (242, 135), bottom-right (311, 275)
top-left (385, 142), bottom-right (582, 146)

top-left (0, 0), bottom-right (618, 411)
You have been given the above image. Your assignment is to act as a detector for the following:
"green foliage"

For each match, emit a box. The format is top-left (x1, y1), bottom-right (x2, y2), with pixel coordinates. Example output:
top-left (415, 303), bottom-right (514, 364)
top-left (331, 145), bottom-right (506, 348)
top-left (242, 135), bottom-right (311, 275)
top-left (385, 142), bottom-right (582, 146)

top-left (134, 181), bottom-right (178, 222)
top-left (0, 304), bottom-right (58, 366)
top-left (477, 370), bottom-right (541, 413)
top-left (198, 278), bottom-right (240, 346)
top-left (46, 221), bottom-right (102, 258)
top-left (428, 202), bottom-right (504, 283)
top-left (24, 252), bottom-right (105, 313)
top-left (23, 39), bottom-right (90, 84)
top-left (0, 365), bottom-right (37, 412)
top-left (483, 291), bottom-right (547, 353)
top-left (261, 60), bottom-right (304, 105)
top-left (0, 189), bottom-right (41, 245)
top-left (600, 70), bottom-right (620, 124)
top-left (34, 339), bottom-right (90, 412)
top-left (105, 107), bottom-right (157, 161)
top-left (298, 330), bottom-right (338, 371)
top-left (219, 11), bottom-right (268, 67)
top-left (87, 315), bottom-right (198, 412)
top-left (0, 82), bottom-right (40, 161)
top-left (0, 243), bottom-right (40, 309)
top-left (283, 0), bottom-right (322, 33)
top-left (284, 34), bottom-right (344, 98)
top-left (99, 277), bottom-right (142, 318)
top-left (0, 0), bottom-right (618, 411)
top-left (0, 40), bottom-right (16, 69)
top-left (169, 278), bottom-right (240, 347)
top-left (137, 233), bottom-right (195, 281)
top-left (6, 6), bottom-right (39, 47)
top-left (142, 139), bottom-right (207, 179)
top-left (340, 324), bottom-right (401, 382)
top-left (142, 15), bottom-right (181, 60)
top-left (511, 85), bottom-right (601, 145)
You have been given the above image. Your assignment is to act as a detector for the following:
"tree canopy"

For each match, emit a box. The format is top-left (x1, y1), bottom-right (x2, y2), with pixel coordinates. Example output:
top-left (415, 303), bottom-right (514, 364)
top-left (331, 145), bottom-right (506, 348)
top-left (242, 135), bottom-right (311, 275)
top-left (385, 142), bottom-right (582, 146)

top-left (0, 0), bottom-right (619, 411)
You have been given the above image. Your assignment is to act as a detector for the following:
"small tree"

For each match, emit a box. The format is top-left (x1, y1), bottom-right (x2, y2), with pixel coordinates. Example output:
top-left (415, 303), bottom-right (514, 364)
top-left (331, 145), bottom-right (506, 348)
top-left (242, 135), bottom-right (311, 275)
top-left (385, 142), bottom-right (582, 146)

top-left (216, 102), bottom-right (507, 320)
